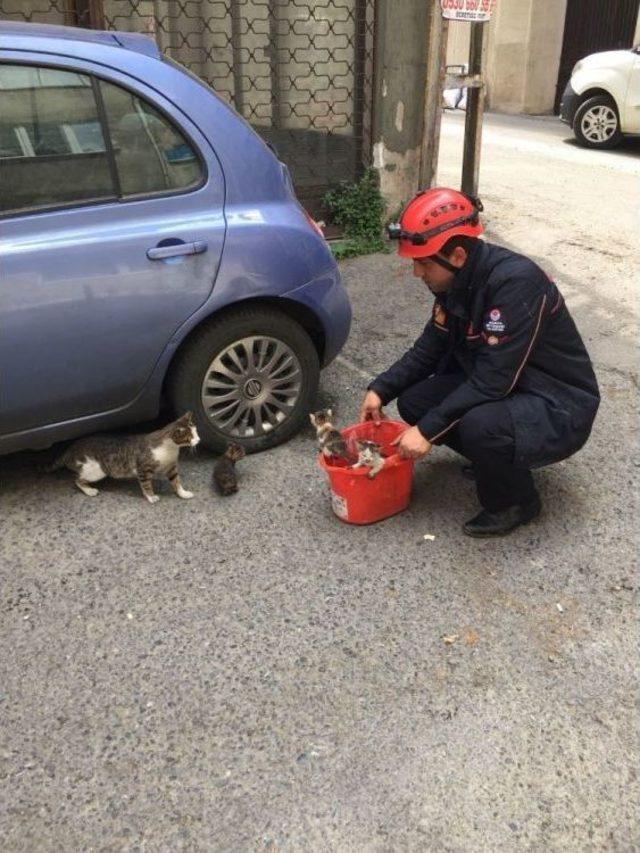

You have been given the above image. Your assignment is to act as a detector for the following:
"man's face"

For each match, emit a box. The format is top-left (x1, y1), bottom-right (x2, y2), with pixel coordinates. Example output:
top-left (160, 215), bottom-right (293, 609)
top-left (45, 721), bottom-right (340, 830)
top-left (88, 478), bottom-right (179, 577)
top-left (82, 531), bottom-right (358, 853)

top-left (412, 246), bottom-right (468, 294)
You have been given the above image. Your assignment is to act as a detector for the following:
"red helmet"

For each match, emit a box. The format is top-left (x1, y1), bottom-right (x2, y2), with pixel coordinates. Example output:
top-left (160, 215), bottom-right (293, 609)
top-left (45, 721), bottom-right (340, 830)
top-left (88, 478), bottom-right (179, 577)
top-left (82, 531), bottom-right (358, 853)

top-left (388, 187), bottom-right (484, 259)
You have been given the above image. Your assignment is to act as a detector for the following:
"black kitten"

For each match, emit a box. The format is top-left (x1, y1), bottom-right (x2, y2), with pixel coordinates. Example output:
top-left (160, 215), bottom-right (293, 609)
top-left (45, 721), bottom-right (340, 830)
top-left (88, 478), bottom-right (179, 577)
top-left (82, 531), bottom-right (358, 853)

top-left (213, 443), bottom-right (246, 495)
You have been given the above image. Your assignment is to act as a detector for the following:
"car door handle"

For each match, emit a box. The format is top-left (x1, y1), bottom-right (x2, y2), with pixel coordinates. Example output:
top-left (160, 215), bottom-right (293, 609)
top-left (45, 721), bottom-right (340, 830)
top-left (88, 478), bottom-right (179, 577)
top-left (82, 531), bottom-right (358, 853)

top-left (146, 240), bottom-right (208, 260)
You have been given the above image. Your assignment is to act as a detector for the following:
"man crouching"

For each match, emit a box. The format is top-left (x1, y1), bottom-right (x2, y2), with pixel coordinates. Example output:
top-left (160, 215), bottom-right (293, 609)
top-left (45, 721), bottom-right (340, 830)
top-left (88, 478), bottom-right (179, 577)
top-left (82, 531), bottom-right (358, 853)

top-left (360, 187), bottom-right (599, 537)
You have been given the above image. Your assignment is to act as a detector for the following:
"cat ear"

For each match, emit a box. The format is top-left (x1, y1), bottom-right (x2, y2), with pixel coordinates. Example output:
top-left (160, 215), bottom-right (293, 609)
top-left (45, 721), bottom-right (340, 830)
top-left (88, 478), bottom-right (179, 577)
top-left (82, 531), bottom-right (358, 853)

top-left (309, 413), bottom-right (316, 425)
top-left (326, 408), bottom-right (333, 419)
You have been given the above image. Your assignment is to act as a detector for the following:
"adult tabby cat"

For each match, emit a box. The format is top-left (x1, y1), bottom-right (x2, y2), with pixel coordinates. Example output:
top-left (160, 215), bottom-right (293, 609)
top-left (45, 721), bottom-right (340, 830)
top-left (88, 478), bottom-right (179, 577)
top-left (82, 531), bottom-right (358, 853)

top-left (49, 413), bottom-right (199, 503)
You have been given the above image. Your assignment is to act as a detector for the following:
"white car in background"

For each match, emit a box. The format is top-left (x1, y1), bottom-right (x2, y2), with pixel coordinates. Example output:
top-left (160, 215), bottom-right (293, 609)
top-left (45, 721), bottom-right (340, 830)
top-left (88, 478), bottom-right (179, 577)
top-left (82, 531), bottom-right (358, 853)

top-left (560, 46), bottom-right (640, 149)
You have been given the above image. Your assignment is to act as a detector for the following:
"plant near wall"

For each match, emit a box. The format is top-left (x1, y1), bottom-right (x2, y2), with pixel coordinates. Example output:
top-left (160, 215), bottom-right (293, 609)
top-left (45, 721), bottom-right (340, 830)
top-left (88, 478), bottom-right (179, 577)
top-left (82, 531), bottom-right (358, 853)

top-left (323, 167), bottom-right (388, 259)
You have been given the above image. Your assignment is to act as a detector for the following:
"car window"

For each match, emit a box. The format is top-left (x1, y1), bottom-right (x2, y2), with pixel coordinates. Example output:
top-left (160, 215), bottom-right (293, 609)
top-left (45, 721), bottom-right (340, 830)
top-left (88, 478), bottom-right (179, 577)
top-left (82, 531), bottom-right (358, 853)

top-left (99, 80), bottom-right (202, 196)
top-left (0, 64), bottom-right (115, 214)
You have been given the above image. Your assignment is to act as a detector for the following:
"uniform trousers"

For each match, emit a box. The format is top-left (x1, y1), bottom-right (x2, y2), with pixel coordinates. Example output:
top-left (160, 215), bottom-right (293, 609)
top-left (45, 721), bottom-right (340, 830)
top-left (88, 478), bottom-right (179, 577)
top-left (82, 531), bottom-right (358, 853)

top-left (396, 373), bottom-right (538, 512)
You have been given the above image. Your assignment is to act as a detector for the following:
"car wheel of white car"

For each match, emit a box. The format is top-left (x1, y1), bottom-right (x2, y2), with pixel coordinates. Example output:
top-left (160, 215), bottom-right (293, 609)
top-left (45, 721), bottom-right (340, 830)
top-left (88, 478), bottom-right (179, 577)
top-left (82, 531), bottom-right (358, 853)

top-left (573, 96), bottom-right (623, 149)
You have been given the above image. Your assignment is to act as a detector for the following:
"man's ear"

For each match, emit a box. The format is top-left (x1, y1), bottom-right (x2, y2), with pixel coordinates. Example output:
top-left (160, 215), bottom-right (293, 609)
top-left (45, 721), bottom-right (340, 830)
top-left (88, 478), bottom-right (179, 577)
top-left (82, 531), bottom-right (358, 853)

top-left (450, 246), bottom-right (468, 268)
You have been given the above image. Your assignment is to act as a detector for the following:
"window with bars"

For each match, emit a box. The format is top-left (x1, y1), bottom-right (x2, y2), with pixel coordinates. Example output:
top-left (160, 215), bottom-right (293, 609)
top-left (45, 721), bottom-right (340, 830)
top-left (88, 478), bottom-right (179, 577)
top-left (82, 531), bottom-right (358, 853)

top-left (0, 0), bottom-right (376, 212)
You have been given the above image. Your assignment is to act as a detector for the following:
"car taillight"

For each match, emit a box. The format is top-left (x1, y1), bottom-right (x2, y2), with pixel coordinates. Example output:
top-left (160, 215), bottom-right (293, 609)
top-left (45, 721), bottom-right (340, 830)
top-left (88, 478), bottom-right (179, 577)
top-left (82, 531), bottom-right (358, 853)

top-left (303, 209), bottom-right (325, 239)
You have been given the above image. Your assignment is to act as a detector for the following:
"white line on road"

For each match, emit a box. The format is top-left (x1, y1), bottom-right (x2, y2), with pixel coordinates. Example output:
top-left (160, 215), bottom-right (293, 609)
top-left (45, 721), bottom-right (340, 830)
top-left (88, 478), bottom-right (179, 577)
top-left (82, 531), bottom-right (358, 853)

top-left (335, 354), bottom-right (373, 381)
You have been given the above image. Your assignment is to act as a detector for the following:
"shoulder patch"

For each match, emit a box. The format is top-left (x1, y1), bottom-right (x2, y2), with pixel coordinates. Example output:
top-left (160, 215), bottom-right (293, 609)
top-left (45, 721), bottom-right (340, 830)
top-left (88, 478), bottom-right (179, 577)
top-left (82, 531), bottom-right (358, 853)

top-left (483, 306), bottom-right (506, 335)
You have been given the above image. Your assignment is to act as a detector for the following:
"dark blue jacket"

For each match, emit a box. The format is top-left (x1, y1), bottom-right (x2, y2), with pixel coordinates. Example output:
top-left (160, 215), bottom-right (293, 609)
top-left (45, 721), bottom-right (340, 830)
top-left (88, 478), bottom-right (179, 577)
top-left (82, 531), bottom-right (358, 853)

top-left (370, 241), bottom-right (600, 468)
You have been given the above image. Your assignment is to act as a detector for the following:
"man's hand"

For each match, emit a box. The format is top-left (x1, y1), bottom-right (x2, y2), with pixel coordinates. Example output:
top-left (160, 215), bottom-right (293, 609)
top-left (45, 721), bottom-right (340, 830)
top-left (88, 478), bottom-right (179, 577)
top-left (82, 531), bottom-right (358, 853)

top-left (392, 425), bottom-right (432, 460)
top-left (359, 390), bottom-right (387, 424)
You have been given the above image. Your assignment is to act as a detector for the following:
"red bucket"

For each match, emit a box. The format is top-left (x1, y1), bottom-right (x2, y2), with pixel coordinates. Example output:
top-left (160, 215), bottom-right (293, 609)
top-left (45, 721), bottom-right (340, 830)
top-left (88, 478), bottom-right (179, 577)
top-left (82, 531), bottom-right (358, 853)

top-left (318, 420), bottom-right (414, 524)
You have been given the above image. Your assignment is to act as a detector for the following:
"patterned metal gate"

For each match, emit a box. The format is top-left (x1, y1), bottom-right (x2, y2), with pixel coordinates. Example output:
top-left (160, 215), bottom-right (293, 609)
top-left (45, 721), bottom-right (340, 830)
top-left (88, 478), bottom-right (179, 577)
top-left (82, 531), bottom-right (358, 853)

top-left (0, 0), bottom-right (376, 213)
top-left (555, 0), bottom-right (640, 112)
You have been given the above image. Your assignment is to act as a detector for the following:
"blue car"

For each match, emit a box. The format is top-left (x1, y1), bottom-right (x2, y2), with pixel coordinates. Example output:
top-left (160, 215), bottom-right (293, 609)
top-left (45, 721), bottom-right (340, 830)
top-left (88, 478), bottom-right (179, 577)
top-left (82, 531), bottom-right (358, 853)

top-left (0, 21), bottom-right (351, 455)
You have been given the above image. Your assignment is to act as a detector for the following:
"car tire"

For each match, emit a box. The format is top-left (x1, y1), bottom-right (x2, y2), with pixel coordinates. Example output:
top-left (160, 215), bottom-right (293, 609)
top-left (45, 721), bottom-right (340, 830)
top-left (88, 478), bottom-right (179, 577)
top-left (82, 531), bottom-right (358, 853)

top-left (167, 306), bottom-right (320, 453)
top-left (573, 95), bottom-right (623, 149)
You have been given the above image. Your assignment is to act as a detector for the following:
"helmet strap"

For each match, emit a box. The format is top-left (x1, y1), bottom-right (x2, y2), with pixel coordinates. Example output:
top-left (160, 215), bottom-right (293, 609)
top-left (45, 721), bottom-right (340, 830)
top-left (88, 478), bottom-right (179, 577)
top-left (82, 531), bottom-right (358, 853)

top-left (429, 253), bottom-right (460, 274)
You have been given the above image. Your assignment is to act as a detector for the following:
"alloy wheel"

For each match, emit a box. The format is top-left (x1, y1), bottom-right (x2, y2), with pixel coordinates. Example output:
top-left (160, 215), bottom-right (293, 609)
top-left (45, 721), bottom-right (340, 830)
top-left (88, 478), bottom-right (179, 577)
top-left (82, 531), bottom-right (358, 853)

top-left (580, 105), bottom-right (618, 144)
top-left (201, 336), bottom-right (302, 438)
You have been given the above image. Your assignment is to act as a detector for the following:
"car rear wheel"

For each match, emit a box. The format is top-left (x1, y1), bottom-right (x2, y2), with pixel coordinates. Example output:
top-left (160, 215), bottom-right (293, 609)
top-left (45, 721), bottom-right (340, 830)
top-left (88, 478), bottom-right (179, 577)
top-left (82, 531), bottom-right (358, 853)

top-left (167, 306), bottom-right (320, 453)
top-left (573, 95), bottom-right (622, 149)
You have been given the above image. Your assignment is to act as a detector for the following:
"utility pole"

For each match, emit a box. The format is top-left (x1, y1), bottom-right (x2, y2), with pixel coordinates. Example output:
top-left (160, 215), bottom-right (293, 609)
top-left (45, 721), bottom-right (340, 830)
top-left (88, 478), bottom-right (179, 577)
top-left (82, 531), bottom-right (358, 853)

top-left (439, 0), bottom-right (495, 197)
top-left (461, 21), bottom-right (488, 197)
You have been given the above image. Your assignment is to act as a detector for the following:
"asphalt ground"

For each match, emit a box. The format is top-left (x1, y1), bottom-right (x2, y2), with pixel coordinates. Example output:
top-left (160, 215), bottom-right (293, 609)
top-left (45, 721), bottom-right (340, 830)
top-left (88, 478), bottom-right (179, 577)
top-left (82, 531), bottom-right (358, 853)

top-left (1, 113), bottom-right (638, 850)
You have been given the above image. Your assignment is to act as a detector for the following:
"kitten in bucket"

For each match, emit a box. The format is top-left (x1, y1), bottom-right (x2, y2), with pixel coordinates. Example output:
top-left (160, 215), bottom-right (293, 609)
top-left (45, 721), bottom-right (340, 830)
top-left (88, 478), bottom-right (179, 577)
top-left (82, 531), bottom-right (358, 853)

top-left (351, 440), bottom-right (385, 479)
top-left (48, 412), bottom-right (199, 503)
top-left (309, 408), bottom-right (355, 462)
top-left (212, 443), bottom-right (246, 496)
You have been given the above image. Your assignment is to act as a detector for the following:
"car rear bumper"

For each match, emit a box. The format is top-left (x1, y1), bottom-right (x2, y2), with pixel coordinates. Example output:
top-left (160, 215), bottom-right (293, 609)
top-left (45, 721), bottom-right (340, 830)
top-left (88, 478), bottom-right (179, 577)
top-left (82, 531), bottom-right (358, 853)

top-left (559, 81), bottom-right (580, 126)
top-left (283, 263), bottom-right (352, 368)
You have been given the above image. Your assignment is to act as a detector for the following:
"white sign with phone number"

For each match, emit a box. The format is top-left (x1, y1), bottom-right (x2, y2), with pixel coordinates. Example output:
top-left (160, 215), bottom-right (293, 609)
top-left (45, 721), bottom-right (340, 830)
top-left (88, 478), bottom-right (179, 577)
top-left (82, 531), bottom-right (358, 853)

top-left (441, 0), bottom-right (496, 22)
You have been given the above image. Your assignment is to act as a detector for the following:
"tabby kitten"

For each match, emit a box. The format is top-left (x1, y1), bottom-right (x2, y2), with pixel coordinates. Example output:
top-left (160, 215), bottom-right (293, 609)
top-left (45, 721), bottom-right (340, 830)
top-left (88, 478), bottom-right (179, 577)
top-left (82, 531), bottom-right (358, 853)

top-left (49, 412), bottom-right (199, 503)
top-left (212, 443), bottom-right (246, 496)
top-left (351, 439), bottom-right (385, 479)
top-left (309, 409), bottom-right (355, 462)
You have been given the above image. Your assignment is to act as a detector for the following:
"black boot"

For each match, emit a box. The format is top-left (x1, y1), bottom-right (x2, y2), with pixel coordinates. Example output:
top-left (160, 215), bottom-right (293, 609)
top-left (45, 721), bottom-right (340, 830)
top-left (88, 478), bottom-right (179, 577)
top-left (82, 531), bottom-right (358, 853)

top-left (463, 494), bottom-right (541, 537)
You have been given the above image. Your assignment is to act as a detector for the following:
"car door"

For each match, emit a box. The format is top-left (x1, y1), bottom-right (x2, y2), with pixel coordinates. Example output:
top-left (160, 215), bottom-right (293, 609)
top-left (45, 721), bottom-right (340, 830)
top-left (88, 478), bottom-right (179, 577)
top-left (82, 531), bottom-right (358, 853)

top-left (0, 58), bottom-right (225, 436)
top-left (623, 50), bottom-right (640, 132)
